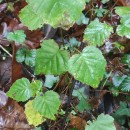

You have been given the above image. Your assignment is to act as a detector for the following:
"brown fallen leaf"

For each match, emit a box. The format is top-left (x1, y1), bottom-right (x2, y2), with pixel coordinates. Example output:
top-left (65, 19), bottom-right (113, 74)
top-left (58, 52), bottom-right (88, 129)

top-left (88, 91), bottom-right (107, 109)
top-left (0, 91), bottom-right (32, 130)
top-left (0, 57), bottom-right (12, 91)
top-left (68, 114), bottom-right (86, 130)
top-left (88, 97), bottom-right (100, 109)
top-left (114, 0), bottom-right (130, 6)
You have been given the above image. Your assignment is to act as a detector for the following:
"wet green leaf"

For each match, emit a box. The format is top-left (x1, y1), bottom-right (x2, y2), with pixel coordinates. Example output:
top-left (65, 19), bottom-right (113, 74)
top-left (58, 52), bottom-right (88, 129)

top-left (68, 46), bottom-right (106, 88)
top-left (84, 19), bottom-right (113, 46)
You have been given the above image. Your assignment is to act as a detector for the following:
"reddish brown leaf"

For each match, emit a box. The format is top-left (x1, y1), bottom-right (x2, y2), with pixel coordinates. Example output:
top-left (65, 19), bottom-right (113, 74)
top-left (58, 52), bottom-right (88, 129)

top-left (0, 91), bottom-right (32, 130)
top-left (68, 114), bottom-right (86, 130)
top-left (88, 97), bottom-right (100, 109)
top-left (114, 0), bottom-right (130, 6)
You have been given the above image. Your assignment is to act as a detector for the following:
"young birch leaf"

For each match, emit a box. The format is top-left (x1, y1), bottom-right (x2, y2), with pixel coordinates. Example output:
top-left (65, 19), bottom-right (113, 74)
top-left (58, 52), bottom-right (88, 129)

top-left (35, 40), bottom-right (69, 75)
top-left (33, 91), bottom-right (60, 120)
top-left (30, 80), bottom-right (42, 96)
top-left (116, 16), bottom-right (130, 39)
top-left (85, 114), bottom-right (116, 130)
top-left (6, 78), bottom-right (32, 102)
top-left (115, 7), bottom-right (130, 38)
top-left (44, 75), bottom-right (59, 88)
top-left (115, 6), bottom-right (130, 16)
top-left (19, 0), bottom-right (85, 30)
top-left (19, 5), bottom-right (44, 30)
top-left (25, 100), bottom-right (45, 126)
top-left (7, 30), bottom-right (26, 44)
top-left (68, 46), bottom-right (106, 88)
top-left (83, 19), bottom-right (113, 46)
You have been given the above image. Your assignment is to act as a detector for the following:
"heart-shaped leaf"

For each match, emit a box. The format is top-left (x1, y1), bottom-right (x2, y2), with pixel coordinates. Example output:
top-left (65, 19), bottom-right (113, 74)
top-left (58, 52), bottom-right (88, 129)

top-left (35, 40), bottom-right (69, 75)
top-left (33, 91), bottom-right (60, 120)
top-left (115, 7), bottom-right (130, 38)
top-left (115, 6), bottom-right (130, 17)
top-left (116, 16), bottom-right (130, 39)
top-left (68, 46), bottom-right (106, 88)
top-left (19, 0), bottom-right (85, 30)
top-left (24, 100), bottom-right (45, 126)
top-left (85, 114), bottom-right (116, 130)
top-left (6, 78), bottom-right (32, 102)
top-left (83, 19), bottom-right (113, 46)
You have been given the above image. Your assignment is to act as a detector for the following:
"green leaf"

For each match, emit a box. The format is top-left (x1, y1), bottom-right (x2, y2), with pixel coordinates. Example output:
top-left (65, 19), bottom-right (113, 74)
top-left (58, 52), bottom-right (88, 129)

top-left (16, 47), bottom-right (36, 67)
top-left (19, 0), bottom-right (85, 30)
top-left (114, 102), bottom-right (130, 117)
top-left (76, 97), bottom-right (90, 112)
top-left (25, 49), bottom-right (36, 67)
top-left (112, 74), bottom-right (127, 87)
top-left (25, 100), bottom-right (45, 126)
top-left (59, 109), bottom-right (65, 115)
top-left (69, 37), bottom-right (81, 47)
top-left (44, 75), bottom-right (59, 88)
top-left (68, 46), bottom-right (106, 88)
top-left (85, 114), bottom-right (116, 130)
top-left (83, 19), bottom-right (113, 46)
top-left (101, 0), bottom-right (109, 4)
top-left (116, 16), bottom-right (130, 39)
top-left (85, 0), bottom-right (90, 3)
top-left (121, 54), bottom-right (130, 68)
top-left (30, 80), bottom-right (42, 96)
top-left (6, 78), bottom-right (32, 102)
top-left (95, 8), bottom-right (107, 17)
top-left (35, 127), bottom-right (42, 130)
top-left (72, 87), bottom-right (87, 100)
top-left (115, 7), bottom-right (130, 38)
top-left (7, 30), bottom-right (26, 43)
top-left (73, 87), bottom-right (90, 112)
top-left (76, 13), bottom-right (89, 25)
top-left (33, 90), bottom-right (60, 120)
top-left (19, 5), bottom-right (44, 30)
top-left (120, 75), bottom-right (130, 92)
top-left (15, 46), bottom-right (27, 63)
top-left (112, 102), bottom-right (130, 125)
top-left (115, 6), bottom-right (130, 17)
top-left (35, 40), bottom-right (69, 75)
